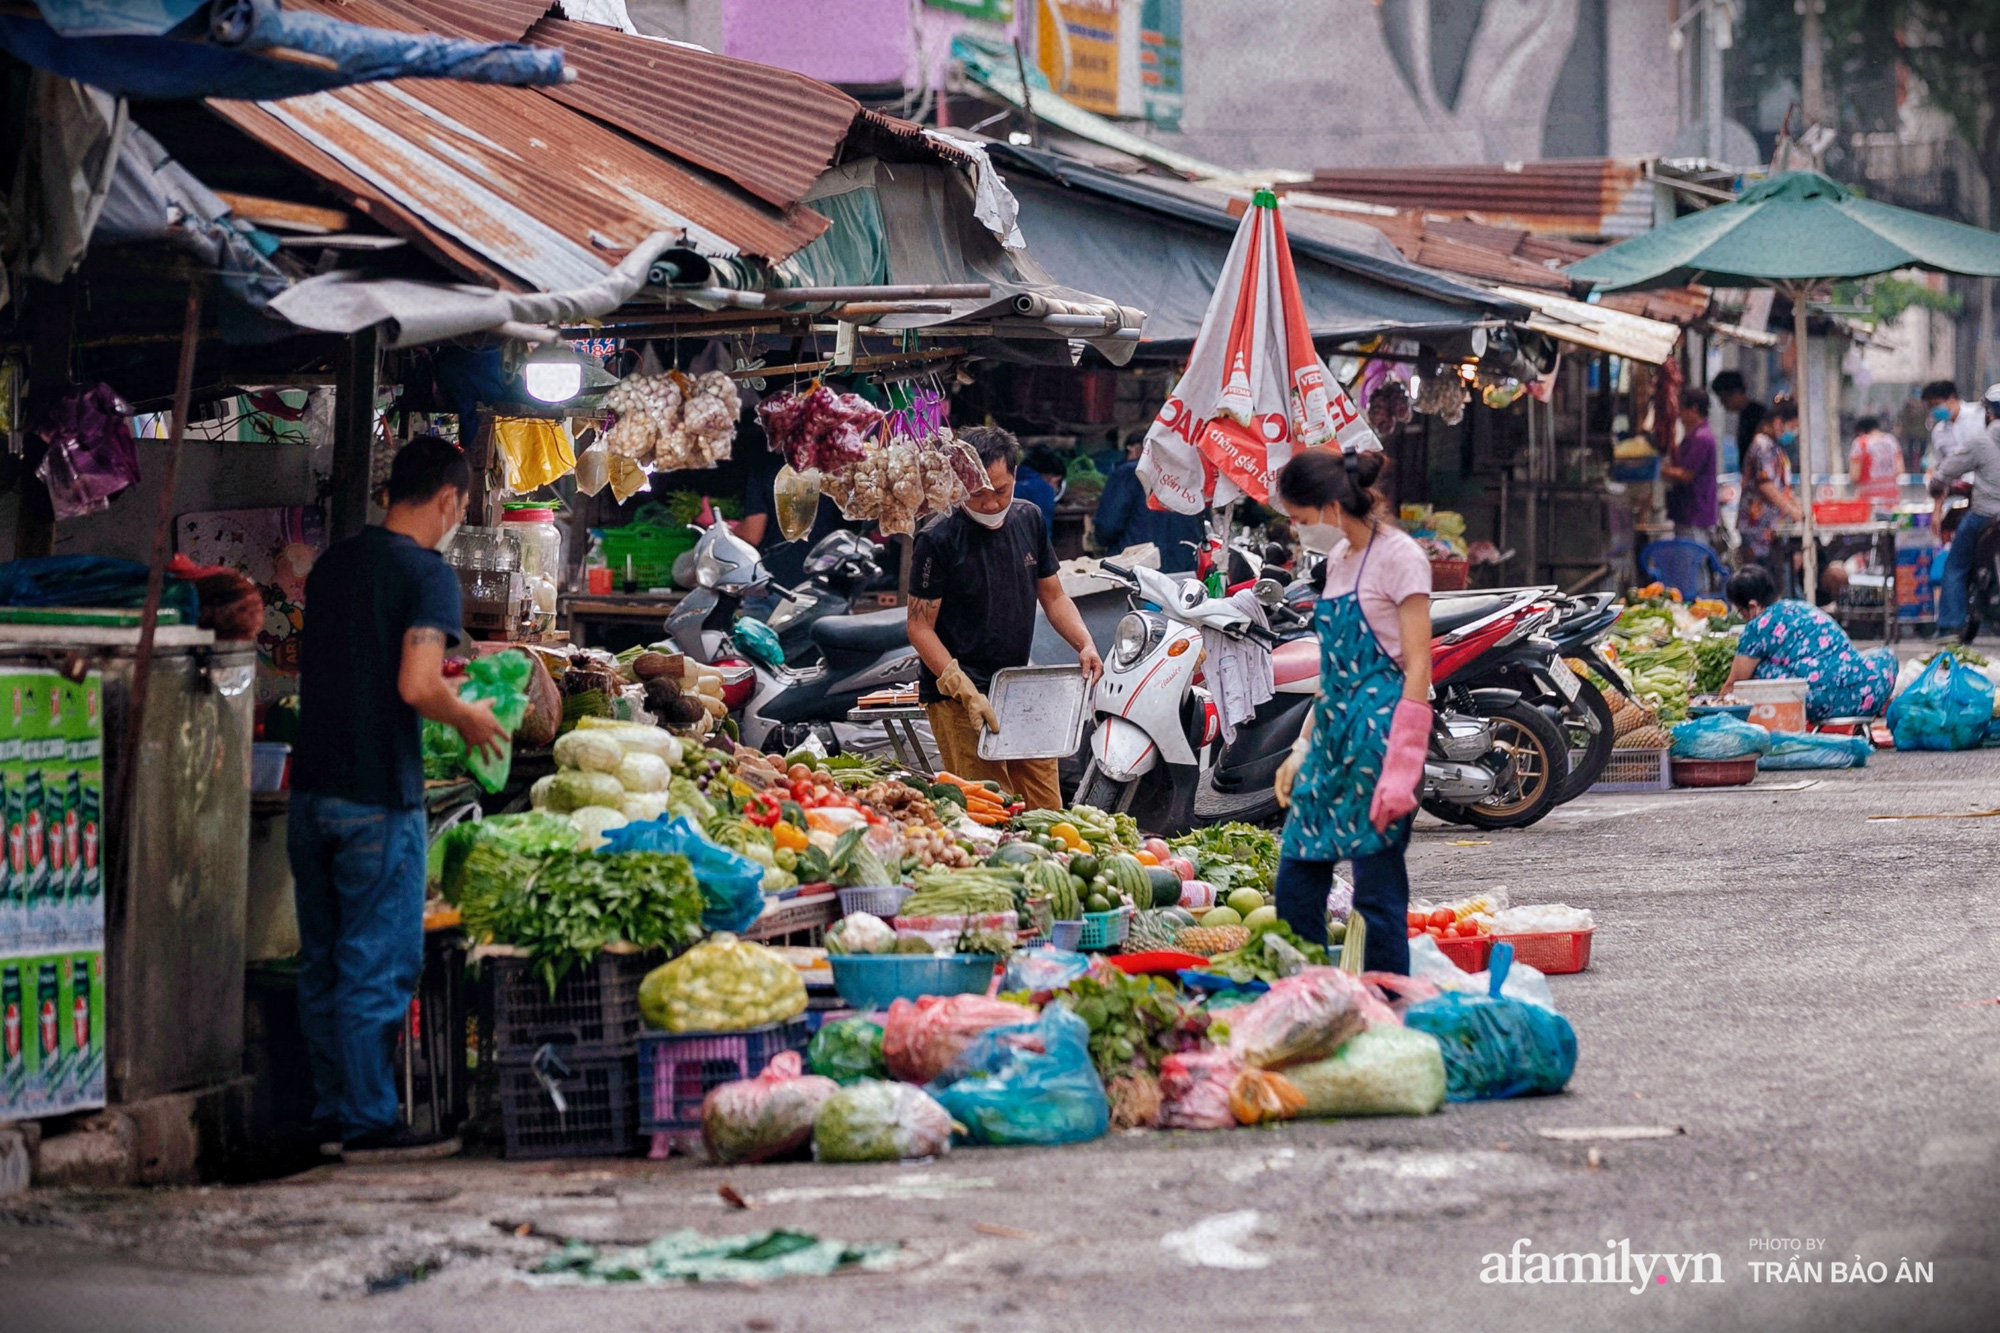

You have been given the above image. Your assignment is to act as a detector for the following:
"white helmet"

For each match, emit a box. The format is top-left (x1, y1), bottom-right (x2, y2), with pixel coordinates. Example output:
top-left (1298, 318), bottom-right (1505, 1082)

top-left (1983, 383), bottom-right (2000, 410)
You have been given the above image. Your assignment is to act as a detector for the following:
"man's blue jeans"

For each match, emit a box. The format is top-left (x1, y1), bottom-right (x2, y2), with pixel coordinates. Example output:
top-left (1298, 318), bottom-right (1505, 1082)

top-left (1938, 512), bottom-right (1991, 633)
top-left (287, 792), bottom-right (428, 1139)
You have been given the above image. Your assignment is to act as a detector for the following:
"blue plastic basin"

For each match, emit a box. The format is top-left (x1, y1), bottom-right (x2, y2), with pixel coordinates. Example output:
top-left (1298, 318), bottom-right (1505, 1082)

top-left (827, 954), bottom-right (997, 1009)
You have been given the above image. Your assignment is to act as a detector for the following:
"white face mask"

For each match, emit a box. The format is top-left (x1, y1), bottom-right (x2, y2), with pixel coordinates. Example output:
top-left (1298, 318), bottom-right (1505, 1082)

top-left (1296, 522), bottom-right (1340, 554)
top-left (964, 504), bottom-right (1008, 530)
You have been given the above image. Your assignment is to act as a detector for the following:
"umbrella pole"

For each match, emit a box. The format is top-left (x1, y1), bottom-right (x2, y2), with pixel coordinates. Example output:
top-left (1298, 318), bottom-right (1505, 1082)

top-left (1790, 282), bottom-right (1819, 609)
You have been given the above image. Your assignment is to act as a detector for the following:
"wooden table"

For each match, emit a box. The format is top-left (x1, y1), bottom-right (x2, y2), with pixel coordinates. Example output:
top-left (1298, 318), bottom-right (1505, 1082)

top-left (560, 591), bottom-right (684, 651)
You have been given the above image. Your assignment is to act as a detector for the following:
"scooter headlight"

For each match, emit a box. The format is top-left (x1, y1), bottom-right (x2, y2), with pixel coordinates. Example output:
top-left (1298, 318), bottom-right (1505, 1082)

top-left (1112, 612), bottom-right (1156, 668)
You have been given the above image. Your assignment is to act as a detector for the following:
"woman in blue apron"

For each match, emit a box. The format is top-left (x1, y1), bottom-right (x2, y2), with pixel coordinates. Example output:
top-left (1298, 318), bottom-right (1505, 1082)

top-left (1271, 449), bottom-right (1433, 974)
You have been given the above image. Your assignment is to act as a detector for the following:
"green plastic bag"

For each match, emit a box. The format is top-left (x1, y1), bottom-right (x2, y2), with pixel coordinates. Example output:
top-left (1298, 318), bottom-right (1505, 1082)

top-left (460, 651), bottom-right (532, 792)
top-left (806, 1017), bottom-right (887, 1084)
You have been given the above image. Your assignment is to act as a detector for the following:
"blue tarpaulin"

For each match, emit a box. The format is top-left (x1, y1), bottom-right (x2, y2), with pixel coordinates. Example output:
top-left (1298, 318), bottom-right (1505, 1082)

top-left (2, 0), bottom-right (567, 100)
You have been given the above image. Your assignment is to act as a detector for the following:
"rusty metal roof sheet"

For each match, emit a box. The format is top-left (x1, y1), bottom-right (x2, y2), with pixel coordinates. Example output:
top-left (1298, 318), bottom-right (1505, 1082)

top-left (519, 16), bottom-right (860, 210)
top-left (1295, 159), bottom-right (1654, 240)
top-left (388, 0), bottom-right (552, 44)
top-left (209, 71), bottom-right (827, 292)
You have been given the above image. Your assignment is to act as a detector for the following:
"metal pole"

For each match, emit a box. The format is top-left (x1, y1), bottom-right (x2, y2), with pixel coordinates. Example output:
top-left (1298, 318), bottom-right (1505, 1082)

top-left (1012, 36), bottom-right (1039, 147)
top-left (1793, 283), bottom-right (1819, 607)
top-left (1704, 1), bottom-right (1725, 163)
top-left (117, 278), bottom-right (203, 845)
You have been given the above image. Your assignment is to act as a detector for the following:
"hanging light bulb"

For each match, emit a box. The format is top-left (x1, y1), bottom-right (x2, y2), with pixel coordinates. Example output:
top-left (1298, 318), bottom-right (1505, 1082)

top-left (523, 342), bottom-right (585, 403)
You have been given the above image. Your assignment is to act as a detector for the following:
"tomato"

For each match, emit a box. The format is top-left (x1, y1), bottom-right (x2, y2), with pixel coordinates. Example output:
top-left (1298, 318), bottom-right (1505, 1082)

top-left (1406, 926), bottom-right (1424, 938)
top-left (1454, 920), bottom-right (1481, 938)
top-left (1426, 925), bottom-right (1447, 939)
top-left (1428, 908), bottom-right (1455, 929)
top-left (788, 763), bottom-right (811, 783)
top-left (1406, 911), bottom-right (1426, 928)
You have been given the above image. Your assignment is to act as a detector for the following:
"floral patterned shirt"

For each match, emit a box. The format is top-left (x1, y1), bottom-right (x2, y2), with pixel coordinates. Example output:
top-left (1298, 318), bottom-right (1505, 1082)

top-left (1735, 599), bottom-right (1897, 720)
top-left (1738, 433), bottom-right (1792, 558)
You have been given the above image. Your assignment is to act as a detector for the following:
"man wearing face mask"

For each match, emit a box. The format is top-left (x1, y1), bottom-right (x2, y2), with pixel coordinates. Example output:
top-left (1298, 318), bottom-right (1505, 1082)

top-left (290, 436), bottom-right (504, 1164)
top-left (908, 426), bottom-right (1103, 809)
top-left (1921, 380), bottom-right (1982, 473)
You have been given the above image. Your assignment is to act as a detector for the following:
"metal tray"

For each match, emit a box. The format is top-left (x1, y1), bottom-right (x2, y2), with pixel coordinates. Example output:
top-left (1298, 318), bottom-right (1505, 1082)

top-left (979, 665), bottom-right (1090, 762)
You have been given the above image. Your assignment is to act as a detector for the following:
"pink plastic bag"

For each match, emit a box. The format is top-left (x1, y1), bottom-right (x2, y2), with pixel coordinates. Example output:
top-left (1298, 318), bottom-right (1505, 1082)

top-left (1363, 971), bottom-right (1440, 1017)
top-left (881, 994), bottom-right (1038, 1084)
top-left (1224, 967), bottom-right (1369, 1070)
top-left (35, 384), bottom-right (141, 520)
top-left (1158, 1049), bottom-right (1243, 1130)
top-left (699, 1050), bottom-right (839, 1164)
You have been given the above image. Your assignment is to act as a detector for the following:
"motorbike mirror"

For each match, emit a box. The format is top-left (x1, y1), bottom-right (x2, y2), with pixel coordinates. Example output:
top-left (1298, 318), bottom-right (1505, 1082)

top-left (1177, 579), bottom-right (1209, 612)
top-left (1252, 577), bottom-right (1285, 606)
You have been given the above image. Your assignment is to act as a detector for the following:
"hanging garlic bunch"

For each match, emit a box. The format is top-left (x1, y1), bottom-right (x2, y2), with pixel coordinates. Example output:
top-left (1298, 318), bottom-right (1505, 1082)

top-left (676, 370), bottom-right (742, 465)
top-left (1413, 369), bottom-right (1469, 426)
top-left (602, 374), bottom-right (683, 462)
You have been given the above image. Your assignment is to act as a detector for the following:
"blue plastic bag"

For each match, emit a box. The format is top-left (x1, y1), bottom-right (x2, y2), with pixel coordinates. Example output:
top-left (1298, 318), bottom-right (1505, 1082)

top-left (1760, 731), bottom-right (1871, 770)
top-left (1000, 946), bottom-right (1091, 995)
top-left (1403, 943), bottom-right (1577, 1102)
top-left (1887, 653), bottom-right (1995, 752)
top-left (600, 814), bottom-right (764, 934)
top-left (926, 1006), bottom-right (1109, 1147)
top-left (1670, 713), bottom-right (1772, 759)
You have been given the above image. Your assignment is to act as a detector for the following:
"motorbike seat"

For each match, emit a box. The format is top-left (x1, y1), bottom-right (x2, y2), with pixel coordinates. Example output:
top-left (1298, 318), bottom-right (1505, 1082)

top-left (810, 606), bottom-right (910, 654)
top-left (1271, 637), bottom-right (1318, 687)
top-left (1429, 594), bottom-right (1514, 635)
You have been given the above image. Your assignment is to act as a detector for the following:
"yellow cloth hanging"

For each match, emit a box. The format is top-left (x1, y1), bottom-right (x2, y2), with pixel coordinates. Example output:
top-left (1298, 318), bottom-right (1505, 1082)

top-left (492, 417), bottom-right (576, 492)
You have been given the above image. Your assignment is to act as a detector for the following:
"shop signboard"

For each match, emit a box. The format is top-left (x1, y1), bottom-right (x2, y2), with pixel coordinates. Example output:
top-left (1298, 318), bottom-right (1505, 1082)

top-left (1138, 0), bottom-right (1181, 129)
top-left (0, 669), bottom-right (104, 1118)
top-left (1036, 0), bottom-right (1121, 116)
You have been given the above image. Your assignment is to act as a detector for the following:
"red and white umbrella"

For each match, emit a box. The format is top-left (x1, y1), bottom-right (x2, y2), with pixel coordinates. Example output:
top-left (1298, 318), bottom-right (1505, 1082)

top-left (1138, 191), bottom-right (1379, 514)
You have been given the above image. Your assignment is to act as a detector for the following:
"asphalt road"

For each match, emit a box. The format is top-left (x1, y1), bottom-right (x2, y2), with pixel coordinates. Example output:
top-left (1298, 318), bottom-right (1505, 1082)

top-left (6, 748), bottom-right (1999, 1333)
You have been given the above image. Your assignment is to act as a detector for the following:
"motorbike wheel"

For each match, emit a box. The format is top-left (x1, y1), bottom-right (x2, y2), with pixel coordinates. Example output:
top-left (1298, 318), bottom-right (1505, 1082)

top-left (1552, 679), bottom-right (1615, 804)
top-left (1078, 769), bottom-right (1135, 818)
top-left (1422, 699), bottom-right (1569, 831)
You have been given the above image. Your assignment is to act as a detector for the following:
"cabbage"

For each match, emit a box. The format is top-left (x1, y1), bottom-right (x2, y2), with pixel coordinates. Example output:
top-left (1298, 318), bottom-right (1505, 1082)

top-left (529, 774), bottom-right (555, 810)
top-left (569, 806), bottom-right (629, 849)
top-left (620, 790), bottom-right (670, 823)
top-left (615, 751), bottom-right (670, 793)
top-left (553, 730), bottom-right (624, 773)
top-left (583, 723), bottom-right (682, 766)
top-left (547, 769), bottom-right (627, 812)
top-left (667, 776), bottom-right (715, 822)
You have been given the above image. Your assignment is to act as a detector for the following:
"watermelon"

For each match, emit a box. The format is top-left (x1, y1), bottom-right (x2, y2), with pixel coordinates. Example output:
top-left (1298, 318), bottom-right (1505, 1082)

top-left (987, 840), bottom-right (1045, 867)
top-left (1099, 853), bottom-right (1149, 905)
top-left (1145, 866), bottom-right (1182, 909)
top-left (1024, 860), bottom-right (1077, 919)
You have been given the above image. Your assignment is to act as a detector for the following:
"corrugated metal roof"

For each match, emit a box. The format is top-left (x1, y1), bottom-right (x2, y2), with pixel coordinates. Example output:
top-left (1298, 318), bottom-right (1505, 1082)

top-left (1490, 286), bottom-right (1682, 365)
top-left (389, 0), bottom-right (552, 44)
top-left (1295, 159), bottom-right (1652, 240)
top-left (210, 71), bottom-right (828, 292)
top-left (519, 16), bottom-right (859, 209)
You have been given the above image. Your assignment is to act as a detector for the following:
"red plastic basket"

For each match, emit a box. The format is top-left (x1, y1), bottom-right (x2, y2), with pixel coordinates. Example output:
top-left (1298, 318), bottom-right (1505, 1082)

top-left (1432, 933), bottom-right (1491, 973)
top-left (1429, 557), bottom-right (1469, 591)
top-left (1812, 498), bottom-right (1872, 525)
top-left (1493, 928), bottom-right (1594, 975)
top-left (1670, 756), bottom-right (1758, 787)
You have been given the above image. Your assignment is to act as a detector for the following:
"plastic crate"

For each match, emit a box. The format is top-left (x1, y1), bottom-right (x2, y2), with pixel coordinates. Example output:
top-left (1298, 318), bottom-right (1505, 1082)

top-left (497, 1055), bottom-right (638, 1159)
top-left (837, 885), bottom-right (911, 919)
top-left (598, 526), bottom-right (697, 590)
top-left (743, 892), bottom-right (840, 945)
top-left (486, 952), bottom-right (653, 1062)
top-left (1671, 756), bottom-right (1758, 787)
top-left (1813, 498), bottom-right (1872, 525)
top-left (826, 954), bottom-right (997, 1009)
top-left (636, 1017), bottom-right (813, 1133)
top-left (1493, 928), bottom-right (1593, 975)
top-left (1590, 748), bottom-right (1671, 793)
top-left (1433, 933), bottom-right (1492, 973)
top-left (1428, 557), bottom-right (1469, 592)
top-left (1078, 907), bottom-right (1131, 951)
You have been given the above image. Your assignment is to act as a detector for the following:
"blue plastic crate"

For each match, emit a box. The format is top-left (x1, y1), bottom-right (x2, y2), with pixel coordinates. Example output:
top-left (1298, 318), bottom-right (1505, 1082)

top-left (825, 954), bottom-right (997, 1009)
top-left (636, 1017), bottom-right (813, 1133)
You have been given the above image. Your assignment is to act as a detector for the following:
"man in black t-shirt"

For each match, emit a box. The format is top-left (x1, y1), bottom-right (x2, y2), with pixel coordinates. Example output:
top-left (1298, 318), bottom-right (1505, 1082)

top-left (908, 426), bottom-right (1102, 809)
top-left (290, 436), bottom-right (503, 1164)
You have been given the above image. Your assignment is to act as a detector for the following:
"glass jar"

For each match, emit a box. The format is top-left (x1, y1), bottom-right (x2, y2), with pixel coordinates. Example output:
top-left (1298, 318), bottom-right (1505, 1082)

top-left (502, 508), bottom-right (565, 633)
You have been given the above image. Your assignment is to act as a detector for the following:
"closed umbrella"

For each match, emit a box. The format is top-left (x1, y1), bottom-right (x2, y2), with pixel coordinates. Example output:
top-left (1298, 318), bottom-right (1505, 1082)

top-left (1138, 190), bottom-right (1378, 516)
top-left (1567, 169), bottom-right (2000, 605)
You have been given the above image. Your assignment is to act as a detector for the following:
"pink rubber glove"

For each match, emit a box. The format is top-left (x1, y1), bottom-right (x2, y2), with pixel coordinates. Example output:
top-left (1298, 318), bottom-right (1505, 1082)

top-left (1369, 700), bottom-right (1433, 832)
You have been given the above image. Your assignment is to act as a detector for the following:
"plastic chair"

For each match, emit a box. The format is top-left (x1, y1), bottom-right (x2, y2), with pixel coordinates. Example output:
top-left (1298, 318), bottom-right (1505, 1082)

top-left (1639, 539), bottom-right (1728, 600)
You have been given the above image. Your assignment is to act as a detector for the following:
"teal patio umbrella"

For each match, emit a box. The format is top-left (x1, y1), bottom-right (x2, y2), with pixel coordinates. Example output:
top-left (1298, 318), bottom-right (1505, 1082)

top-left (1567, 170), bottom-right (2000, 606)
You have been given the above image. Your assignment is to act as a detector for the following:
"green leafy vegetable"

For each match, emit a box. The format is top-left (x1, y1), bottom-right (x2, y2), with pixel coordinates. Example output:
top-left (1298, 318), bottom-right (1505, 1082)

top-left (1204, 919), bottom-right (1328, 984)
top-left (462, 849), bottom-right (705, 991)
top-left (1168, 822), bottom-right (1279, 893)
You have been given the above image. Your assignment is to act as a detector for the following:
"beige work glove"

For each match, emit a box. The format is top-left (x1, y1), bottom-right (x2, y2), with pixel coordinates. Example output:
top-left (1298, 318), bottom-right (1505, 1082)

top-left (1274, 703), bottom-right (1317, 809)
top-left (936, 659), bottom-right (1000, 734)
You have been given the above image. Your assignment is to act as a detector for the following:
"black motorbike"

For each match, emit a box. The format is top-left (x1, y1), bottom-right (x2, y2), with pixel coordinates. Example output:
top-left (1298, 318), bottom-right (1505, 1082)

top-left (760, 530), bottom-right (894, 669)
